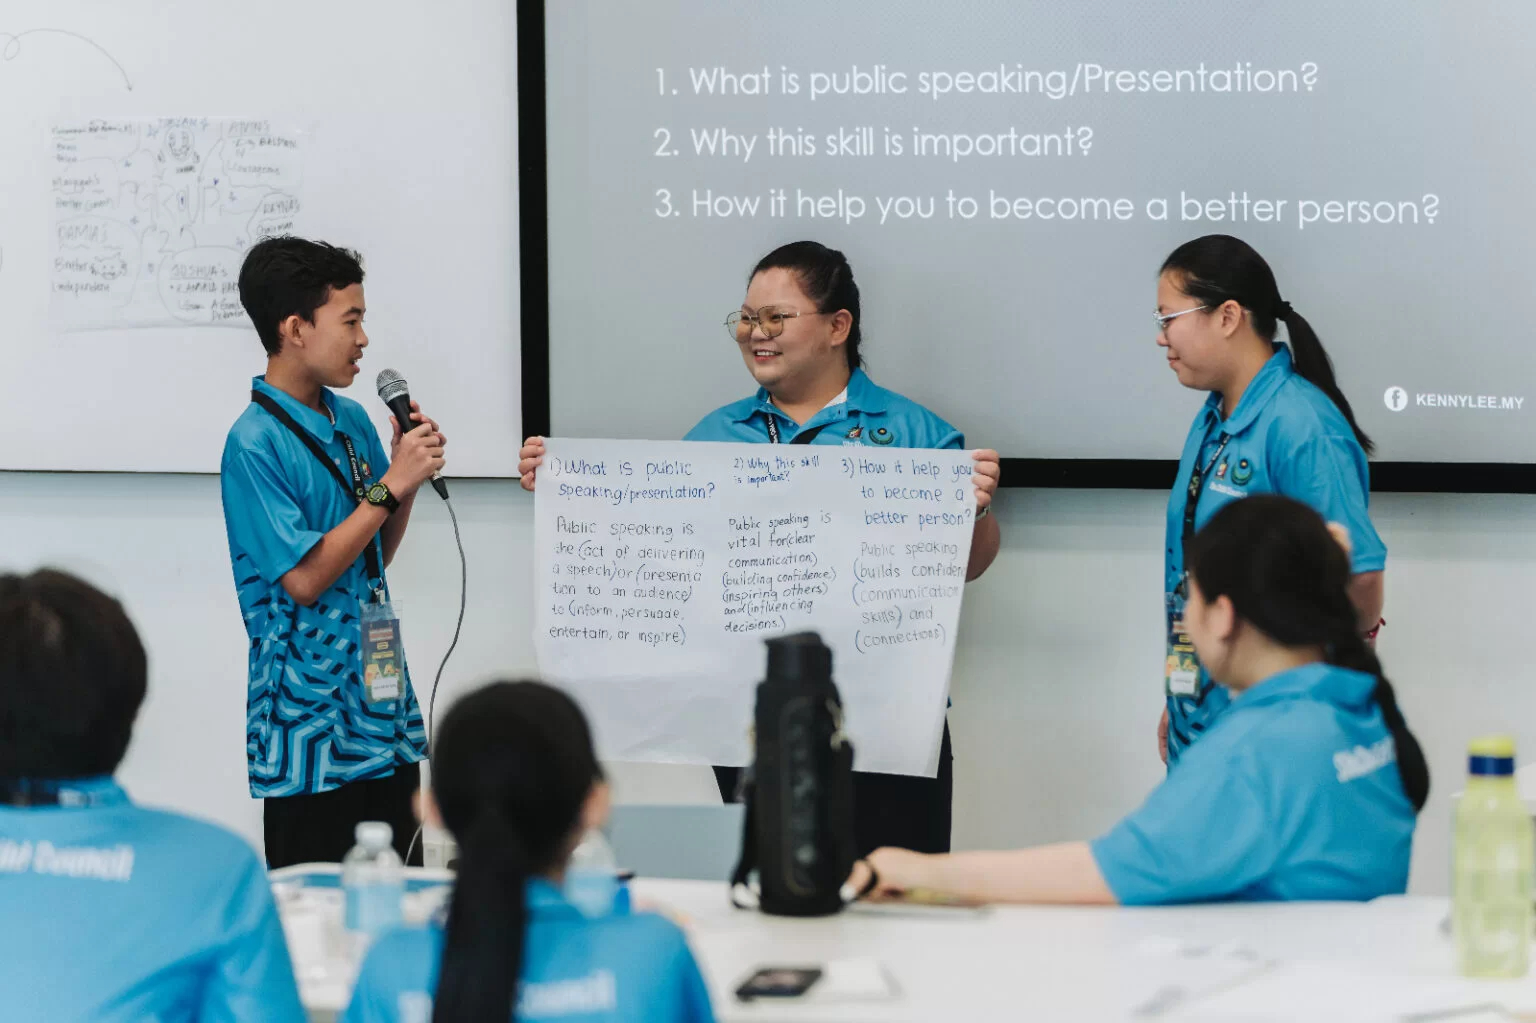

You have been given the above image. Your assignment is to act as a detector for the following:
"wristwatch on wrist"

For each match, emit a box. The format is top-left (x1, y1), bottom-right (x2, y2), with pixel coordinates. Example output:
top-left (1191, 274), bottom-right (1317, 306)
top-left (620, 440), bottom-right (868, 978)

top-left (365, 481), bottom-right (400, 514)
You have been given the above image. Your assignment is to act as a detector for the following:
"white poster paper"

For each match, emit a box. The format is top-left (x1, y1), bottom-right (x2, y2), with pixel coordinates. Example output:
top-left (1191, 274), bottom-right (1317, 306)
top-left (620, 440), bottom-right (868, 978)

top-left (50, 117), bottom-right (303, 329)
top-left (534, 438), bottom-right (977, 777)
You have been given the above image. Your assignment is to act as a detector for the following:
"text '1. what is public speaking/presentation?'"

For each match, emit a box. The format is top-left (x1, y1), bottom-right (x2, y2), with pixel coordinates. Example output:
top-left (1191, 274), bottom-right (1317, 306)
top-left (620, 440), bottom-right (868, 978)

top-left (649, 60), bottom-right (1440, 233)
top-left (533, 438), bottom-right (977, 777)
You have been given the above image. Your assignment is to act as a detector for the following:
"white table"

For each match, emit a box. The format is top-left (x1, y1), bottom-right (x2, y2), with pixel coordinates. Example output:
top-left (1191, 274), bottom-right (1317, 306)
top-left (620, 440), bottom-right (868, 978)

top-left (640, 883), bottom-right (1536, 1022)
top-left (283, 874), bottom-right (1536, 1022)
top-left (271, 864), bottom-right (454, 1021)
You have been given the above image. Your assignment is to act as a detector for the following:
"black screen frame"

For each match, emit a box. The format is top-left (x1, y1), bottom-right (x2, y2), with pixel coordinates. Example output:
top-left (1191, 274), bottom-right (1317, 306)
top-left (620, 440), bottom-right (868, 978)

top-left (517, 0), bottom-right (1536, 494)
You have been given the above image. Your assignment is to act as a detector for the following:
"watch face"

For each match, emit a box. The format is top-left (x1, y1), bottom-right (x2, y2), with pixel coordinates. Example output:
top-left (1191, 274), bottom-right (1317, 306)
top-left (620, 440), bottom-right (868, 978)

top-left (368, 483), bottom-right (389, 503)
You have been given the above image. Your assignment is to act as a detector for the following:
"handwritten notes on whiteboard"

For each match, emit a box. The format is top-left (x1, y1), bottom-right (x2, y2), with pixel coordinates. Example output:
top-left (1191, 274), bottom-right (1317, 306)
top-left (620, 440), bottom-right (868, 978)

top-left (50, 118), bottom-right (303, 329)
top-left (534, 438), bottom-right (976, 777)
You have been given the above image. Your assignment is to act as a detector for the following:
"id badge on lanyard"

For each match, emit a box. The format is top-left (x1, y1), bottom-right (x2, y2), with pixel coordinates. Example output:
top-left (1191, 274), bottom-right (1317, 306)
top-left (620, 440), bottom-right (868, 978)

top-left (1166, 432), bottom-right (1230, 699)
top-left (360, 599), bottom-right (403, 703)
top-left (1165, 589), bottom-right (1200, 697)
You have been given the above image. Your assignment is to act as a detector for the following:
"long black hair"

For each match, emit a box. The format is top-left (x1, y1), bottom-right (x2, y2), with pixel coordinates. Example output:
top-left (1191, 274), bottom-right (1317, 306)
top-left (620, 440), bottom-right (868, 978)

top-left (1186, 495), bottom-right (1428, 811)
top-left (431, 681), bottom-right (603, 1023)
top-left (751, 241), bottom-right (863, 370)
top-left (1161, 235), bottom-right (1373, 454)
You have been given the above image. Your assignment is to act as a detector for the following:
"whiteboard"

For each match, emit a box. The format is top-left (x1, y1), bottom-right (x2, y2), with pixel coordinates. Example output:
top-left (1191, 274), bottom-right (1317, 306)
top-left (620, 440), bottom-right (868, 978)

top-left (0, 0), bottom-right (520, 474)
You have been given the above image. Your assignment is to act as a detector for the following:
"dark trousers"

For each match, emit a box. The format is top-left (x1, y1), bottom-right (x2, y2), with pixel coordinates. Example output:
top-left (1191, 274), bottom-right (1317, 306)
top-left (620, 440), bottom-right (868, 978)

top-left (714, 722), bottom-right (954, 858)
top-left (263, 762), bottom-right (424, 868)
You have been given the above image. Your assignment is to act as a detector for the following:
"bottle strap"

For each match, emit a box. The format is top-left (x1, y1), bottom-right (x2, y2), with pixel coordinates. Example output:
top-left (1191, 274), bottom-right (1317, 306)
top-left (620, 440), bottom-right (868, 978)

top-left (729, 773), bottom-right (761, 910)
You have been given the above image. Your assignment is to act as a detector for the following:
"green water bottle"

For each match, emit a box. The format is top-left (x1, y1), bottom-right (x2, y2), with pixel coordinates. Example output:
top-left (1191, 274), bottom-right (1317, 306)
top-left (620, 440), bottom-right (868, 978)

top-left (1453, 736), bottom-right (1534, 977)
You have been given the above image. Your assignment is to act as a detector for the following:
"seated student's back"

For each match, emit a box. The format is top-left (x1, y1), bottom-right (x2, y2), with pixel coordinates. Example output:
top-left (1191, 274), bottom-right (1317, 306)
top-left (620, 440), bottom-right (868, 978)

top-left (347, 889), bottom-right (709, 1022)
top-left (343, 681), bottom-right (715, 1023)
top-left (1091, 658), bottom-right (1415, 904)
top-left (858, 496), bottom-right (1428, 908)
top-left (1093, 496), bottom-right (1426, 905)
top-left (0, 571), bottom-right (305, 1023)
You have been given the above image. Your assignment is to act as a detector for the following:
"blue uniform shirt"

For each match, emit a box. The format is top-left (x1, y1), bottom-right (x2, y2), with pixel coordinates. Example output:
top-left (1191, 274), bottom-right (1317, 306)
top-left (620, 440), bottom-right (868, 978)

top-left (342, 879), bottom-right (716, 1023)
top-left (0, 777), bottom-right (305, 1022)
top-left (1094, 663), bottom-right (1415, 904)
top-left (221, 376), bottom-right (427, 798)
top-left (684, 367), bottom-right (964, 450)
top-left (1165, 346), bottom-right (1385, 762)
top-left (687, 367), bottom-right (966, 713)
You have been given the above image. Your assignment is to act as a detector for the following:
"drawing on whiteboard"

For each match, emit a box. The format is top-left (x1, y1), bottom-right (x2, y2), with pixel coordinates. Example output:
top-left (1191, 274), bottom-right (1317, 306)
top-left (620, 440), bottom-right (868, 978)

top-left (50, 118), bottom-right (303, 329)
top-left (0, 28), bottom-right (133, 90)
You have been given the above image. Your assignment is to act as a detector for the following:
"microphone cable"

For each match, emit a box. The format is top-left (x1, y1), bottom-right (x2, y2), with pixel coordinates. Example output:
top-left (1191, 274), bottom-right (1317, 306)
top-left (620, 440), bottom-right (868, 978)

top-left (405, 490), bottom-right (467, 870)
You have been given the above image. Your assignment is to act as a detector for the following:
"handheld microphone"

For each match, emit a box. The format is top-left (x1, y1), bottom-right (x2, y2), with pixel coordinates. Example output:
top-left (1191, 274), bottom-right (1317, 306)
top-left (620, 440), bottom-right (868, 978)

top-left (375, 369), bottom-right (469, 869)
top-left (376, 368), bottom-right (449, 500)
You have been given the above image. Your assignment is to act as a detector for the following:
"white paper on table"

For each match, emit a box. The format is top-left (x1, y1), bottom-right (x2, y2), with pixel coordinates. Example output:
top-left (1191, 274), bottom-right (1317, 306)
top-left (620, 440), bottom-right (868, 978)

top-left (812, 957), bottom-right (900, 1002)
top-left (533, 438), bottom-right (977, 778)
top-left (1123, 937), bottom-right (1510, 1022)
top-left (1124, 938), bottom-right (1280, 1018)
top-left (1166, 960), bottom-right (1510, 1022)
top-left (50, 117), bottom-right (304, 330)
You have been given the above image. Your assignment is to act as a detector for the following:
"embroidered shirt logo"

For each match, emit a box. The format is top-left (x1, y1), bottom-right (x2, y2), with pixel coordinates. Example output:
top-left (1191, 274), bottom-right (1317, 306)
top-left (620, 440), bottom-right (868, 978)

top-left (520, 970), bottom-right (619, 1017)
top-left (1334, 736), bottom-right (1397, 783)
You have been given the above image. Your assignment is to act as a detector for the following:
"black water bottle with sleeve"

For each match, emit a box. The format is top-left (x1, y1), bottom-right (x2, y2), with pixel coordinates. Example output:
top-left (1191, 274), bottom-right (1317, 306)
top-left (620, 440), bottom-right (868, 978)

top-left (729, 631), bottom-right (857, 916)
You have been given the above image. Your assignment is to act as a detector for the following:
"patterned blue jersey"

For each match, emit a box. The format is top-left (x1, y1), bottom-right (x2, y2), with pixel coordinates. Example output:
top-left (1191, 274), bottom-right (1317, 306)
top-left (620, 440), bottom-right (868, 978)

top-left (221, 377), bottom-right (426, 798)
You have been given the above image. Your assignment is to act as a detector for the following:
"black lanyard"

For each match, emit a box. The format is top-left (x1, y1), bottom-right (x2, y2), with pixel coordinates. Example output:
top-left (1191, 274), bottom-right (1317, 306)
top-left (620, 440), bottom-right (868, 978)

top-left (764, 412), bottom-right (829, 445)
top-left (250, 391), bottom-right (384, 599)
top-left (1182, 431), bottom-right (1233, 551)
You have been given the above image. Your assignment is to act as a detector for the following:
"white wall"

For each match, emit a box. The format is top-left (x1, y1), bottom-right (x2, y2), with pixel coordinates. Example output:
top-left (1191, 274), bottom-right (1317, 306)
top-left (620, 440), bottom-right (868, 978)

top-left (2, 471), bottom-right (1531, 893)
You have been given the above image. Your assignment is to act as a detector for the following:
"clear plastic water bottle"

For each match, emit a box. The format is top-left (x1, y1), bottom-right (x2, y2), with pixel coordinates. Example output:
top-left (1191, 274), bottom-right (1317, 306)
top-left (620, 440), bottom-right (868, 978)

top-left (1454, 736), bottom-right (1534, 978)
top-left (342, 822), bottom-right (404, 950)
top-left (565, 829), bottom-right (626, 919)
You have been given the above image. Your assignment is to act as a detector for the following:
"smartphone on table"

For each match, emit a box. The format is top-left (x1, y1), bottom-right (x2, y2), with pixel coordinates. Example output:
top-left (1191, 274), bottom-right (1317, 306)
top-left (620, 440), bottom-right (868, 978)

top-left (734, 966), bottom-right (823, 1001)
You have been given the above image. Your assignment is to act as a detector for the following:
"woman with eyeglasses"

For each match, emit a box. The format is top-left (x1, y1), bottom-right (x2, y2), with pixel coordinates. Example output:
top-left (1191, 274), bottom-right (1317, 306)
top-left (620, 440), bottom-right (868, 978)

top-left (853, 496), bottom-right (1428, 907)
top-left (520, 240), bottom-right (1001, 856)
top-left (1153, 235), bottom-right (1386, 768)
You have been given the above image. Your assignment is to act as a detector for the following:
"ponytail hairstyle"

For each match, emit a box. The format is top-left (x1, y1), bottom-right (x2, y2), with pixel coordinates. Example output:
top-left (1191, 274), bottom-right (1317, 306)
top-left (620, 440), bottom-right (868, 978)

top-left (431, 681), bottom-right (603, 1023)
top-left (751, 241), bottom-right (864, 371)
top-left (1161, 235), bottom-right (1373, 455)
top-left (1185, 496), bottom-right (1428, 811)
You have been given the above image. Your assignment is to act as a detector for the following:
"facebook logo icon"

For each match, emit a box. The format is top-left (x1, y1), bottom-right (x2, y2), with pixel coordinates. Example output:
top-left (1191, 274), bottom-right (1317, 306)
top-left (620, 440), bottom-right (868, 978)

top-left (1383, 386), bottom-right (1409, 412)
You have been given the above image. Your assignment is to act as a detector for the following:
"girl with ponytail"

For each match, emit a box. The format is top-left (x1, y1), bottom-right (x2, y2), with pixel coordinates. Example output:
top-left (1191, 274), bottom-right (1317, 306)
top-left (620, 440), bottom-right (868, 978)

top-left (342, 681), bottom-right (715, 1023)
top-left (1154, 234), bottom-right (1387, 766)
top-left (855, 495), bottom-right (1425, 906)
